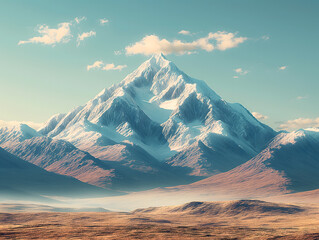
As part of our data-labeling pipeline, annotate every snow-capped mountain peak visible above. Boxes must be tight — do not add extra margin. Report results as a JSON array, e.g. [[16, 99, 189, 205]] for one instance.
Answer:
[[38, 55, 276, 175]]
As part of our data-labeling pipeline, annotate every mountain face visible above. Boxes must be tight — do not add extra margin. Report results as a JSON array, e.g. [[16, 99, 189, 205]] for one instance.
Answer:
[[0, 54, 277, 193], [38, 54, 276, 177], [2, 54, 319, 201], [0, 147, 106, 201], [0, 124, 196, 191], [0, 123, 40, 147], [174, 128, 319, 198]]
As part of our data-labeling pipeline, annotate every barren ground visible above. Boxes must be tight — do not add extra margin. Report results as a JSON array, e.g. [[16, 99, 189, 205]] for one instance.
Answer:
[[1, 200, 319, 239]]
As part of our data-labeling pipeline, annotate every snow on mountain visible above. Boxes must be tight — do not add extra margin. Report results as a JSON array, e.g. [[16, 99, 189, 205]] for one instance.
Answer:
[[0, 123, 40, 147], [174, 128, 319, 197], [39, 54, 276, 176], [2, 54, 318, 203], [0, 146, 106, 201], [0, 123, 196, 191], [38, 113, 66, 135], [167, 136, 251, 176], [4, 136, 116, 188]]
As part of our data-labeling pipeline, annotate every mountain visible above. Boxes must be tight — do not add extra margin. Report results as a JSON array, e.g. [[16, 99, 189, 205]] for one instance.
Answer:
[[166, 136, 252, 176], [0, 122, 40, 147], [95, 128, 319, 210], [38, 54, 276, 177], [0, 123, 196, 191], [174, 128, 319, 198], [0, 147, 106, 201], [0, 54, 277, 193]]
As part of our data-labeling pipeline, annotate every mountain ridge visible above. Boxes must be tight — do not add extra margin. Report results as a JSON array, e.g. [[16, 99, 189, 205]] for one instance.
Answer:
[[170, 128, 319, 197], [37, 54, 276, 178], [0, 146, 108, 201], [0, 54, 278, 192]]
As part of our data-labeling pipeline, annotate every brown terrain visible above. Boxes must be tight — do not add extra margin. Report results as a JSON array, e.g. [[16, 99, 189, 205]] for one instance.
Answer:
[[1, 200, 319, 239]]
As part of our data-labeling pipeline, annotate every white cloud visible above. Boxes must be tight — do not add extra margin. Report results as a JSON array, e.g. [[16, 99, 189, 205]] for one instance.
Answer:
[[234, 68, 248, 75], [297, 96, 308, 100], [178, 30, 191, 35], [186, 51, 197, 55], [125, 31, 247, 55], [74, 16, 86, 24], [87, 61, 126, 71], [233, 76, 239, 79], [102, 63, 127, 71], [100, 18, 109, 25], [18, 22, 72, 46], [279, 66, 287, 70], [212, 31, 247, 51], [252, 112, 269, 121], [87, 60, 104, 71], [18, 17, 87, 46], [279, 117, 319, 131], [0, 120, 43, 130], [261, 35, 270, 40], [114, 50, 122, 55], [77, 31, 96, 46]]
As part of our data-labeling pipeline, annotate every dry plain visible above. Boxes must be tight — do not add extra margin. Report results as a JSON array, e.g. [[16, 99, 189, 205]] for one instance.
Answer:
[[1, 200, 319, 239]]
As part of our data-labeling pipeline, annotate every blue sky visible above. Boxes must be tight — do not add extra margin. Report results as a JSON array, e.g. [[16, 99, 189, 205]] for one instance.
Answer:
[[0, 0, 318, 131]]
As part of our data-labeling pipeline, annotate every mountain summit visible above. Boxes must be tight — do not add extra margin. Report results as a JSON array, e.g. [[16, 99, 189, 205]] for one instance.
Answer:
[[37, 54, 275, 178]]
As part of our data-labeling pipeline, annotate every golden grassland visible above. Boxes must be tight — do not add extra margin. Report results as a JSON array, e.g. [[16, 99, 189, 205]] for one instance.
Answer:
[[0, 200, 319, 239]]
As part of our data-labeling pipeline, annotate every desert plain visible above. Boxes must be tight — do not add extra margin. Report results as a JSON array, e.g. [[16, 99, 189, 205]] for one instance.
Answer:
[[1, 199, 319, 239]]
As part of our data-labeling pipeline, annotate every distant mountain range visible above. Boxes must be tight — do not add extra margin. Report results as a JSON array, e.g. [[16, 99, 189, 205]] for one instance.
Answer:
[[0, 123, 196, 192], [0, 147, 107, 201], [1, 54, 318, 200], [167, 128, 319, 198]]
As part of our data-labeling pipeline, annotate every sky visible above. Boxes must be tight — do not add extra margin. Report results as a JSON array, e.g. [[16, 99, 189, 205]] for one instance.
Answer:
[[0, 0, 318, 131]]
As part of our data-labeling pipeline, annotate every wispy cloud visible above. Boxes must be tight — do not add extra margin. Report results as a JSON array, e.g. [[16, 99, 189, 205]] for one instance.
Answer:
[[261, 35, 270, 40], [234, 68, 248, 75], [18, 17, 86, 46], [279, 66, 287, 70], [87, 61, 104, 71], [87, 61, 126, 71], [178, 30, 192, 36], [114, 50, 122, 55], [74, 16, 86, 24], [125, 31, 247, 55], [252, 112, 269, 121], [296, 96, 308, 100], [99, 18, 109, 25], [77, 31, 96, 46], [18, 22, 72, 46], [279, 117, 319, 131], [102, 63, 127, 71], [233, 68, 248, 79]]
